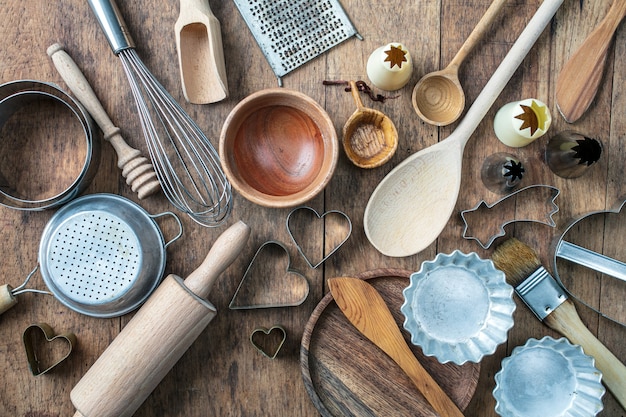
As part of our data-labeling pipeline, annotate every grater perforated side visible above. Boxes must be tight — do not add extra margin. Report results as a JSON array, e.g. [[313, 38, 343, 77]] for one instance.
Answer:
[[44, 211, 142, 306], [234, 0, 362, 84]]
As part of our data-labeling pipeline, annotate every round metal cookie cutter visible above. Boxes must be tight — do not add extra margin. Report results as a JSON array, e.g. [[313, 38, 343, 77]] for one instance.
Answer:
[[37, 193, 182, 318], [0, 80, 100, 210]]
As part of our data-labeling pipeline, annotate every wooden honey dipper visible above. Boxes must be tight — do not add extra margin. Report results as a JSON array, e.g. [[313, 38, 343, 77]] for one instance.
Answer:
[[47, 43, 161, 199]]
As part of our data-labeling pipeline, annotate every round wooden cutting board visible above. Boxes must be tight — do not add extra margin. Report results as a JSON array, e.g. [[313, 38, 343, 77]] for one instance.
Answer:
[[300, 268, 480, 416]]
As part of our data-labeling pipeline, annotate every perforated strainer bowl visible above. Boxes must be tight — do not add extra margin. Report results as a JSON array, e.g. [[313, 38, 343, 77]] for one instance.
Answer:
[[38, 193, 182, 318]]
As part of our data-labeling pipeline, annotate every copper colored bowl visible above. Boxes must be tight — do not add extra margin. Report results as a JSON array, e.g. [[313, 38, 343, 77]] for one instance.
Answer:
[[219, 88, 338, 208]]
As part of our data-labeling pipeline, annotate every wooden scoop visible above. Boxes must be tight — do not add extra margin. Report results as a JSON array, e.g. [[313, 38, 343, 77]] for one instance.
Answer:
[[364, 0, 564, 257], [328, 277, 464, 417], [412, 0, 509, 126], [556, 0, 626, 123], [343, 81, 398, 168], [175, 0, 228, 104]]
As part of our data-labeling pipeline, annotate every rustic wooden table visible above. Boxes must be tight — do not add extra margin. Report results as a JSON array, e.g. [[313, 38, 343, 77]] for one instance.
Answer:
[[1, 0, 625, 416]]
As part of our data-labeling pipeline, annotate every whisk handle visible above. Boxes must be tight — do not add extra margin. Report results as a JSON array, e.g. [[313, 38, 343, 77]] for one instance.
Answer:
[[87, 0, 135, 53]]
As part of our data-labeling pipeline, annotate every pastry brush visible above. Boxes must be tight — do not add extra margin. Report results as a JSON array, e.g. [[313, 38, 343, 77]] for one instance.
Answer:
[[492, 238, 626, 410]]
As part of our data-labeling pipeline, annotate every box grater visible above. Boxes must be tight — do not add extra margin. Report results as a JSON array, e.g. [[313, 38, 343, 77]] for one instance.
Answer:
[[233, 0, 362, 85]]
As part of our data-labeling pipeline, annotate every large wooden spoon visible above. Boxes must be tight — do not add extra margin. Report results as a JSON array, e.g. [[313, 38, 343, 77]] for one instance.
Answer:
[[412, 0, 509, 126], [556, 0, 626, 123], [328, 277, 464, 417], [175, 0, 228, 104], [364, 0, 564, 258]]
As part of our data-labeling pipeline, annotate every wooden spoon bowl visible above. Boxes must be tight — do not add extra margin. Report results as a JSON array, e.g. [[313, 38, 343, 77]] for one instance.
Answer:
[[219, 88, 338, 208], [412, 71, 464, 126], [343, 81, 398, 168]]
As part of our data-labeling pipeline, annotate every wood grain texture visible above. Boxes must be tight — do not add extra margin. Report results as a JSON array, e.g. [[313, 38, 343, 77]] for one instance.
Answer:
[[0, 0, 625, 415], [302, 269, 479, 416]]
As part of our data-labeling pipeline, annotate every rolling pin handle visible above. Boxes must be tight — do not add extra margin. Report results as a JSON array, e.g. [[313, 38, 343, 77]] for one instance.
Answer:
[[184, 220, 251, 298]]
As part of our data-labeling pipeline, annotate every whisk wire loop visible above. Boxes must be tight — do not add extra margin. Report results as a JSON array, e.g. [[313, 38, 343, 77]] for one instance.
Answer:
[[118, 48, 232, 226]]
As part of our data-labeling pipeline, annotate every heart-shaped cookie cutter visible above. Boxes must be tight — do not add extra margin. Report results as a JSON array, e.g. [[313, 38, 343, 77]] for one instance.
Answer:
[[250, 325, 287, 359], [23, 323, 77, 376], [229, 241, 309, 309], [286, 206, 352, 269]]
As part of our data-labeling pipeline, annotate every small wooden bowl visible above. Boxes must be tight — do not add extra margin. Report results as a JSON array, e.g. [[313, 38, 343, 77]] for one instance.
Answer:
[[219, 88, 338, 208], [342, 81, 398, 168]]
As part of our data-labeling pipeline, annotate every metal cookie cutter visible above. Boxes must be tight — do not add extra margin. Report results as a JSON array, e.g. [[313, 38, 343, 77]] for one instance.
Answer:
[[229, 241, 309, 309], [0, 80, 100, 210], [250, 325, 287, 359], [552, 199, 626, 327], [286, 206, 352, 269], [461, 185, 560, 249], [23, 323, 77, 376]]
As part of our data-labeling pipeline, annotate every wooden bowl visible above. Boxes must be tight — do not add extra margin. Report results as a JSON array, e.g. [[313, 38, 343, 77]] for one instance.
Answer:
[[342, 81, 398, 169], [219, 89, 338, 208]]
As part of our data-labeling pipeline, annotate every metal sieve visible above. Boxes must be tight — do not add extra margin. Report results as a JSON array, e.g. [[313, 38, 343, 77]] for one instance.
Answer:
[[233, 0, 362, 85], [38, 193, 182, 318]]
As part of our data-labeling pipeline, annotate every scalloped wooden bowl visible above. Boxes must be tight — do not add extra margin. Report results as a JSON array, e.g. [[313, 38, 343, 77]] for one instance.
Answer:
[[219, 88, 338, 208]]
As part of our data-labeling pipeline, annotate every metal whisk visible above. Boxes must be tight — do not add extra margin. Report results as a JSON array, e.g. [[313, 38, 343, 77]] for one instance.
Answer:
[[87, 0, 232, 226]]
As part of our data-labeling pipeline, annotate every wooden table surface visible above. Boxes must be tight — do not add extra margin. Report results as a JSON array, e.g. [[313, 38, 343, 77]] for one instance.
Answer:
[[1, 0, 625, 416]]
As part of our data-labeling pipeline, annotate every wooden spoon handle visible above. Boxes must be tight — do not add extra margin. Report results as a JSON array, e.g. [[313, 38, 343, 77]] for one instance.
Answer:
[[555, 0, 626, 122], [47, 43, 161, 199], [544, 298, 626, 410], [348, 80, 366, 111], [329, 277, 464, 417], [448, 0, 509, 69]]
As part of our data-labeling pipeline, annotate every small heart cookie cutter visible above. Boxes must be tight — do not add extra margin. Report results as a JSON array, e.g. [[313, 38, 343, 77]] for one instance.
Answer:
[[23, 323, 77, 376], [229, 241, 309, 309], [250, 325, 287, 359], [460, 185, 560, 249], [286, 206, 352, 269]]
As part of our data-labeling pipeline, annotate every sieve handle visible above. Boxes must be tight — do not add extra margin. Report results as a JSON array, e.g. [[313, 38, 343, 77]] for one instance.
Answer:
[[150, 212, 184, 249], [184, 221, 251, 299], [0, 284, 17, 315]]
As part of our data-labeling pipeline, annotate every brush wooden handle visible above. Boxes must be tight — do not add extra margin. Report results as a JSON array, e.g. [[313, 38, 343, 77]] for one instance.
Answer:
[[47, 43, 161, 199], [544, 298, 626, 409]]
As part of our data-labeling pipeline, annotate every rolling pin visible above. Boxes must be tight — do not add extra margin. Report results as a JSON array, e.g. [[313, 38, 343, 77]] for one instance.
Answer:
[[71, 221, 250, 417]]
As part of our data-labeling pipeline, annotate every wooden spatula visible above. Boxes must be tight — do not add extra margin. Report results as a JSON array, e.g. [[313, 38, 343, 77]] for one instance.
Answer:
[[328, 277, 464, 417], [555, 0, 626, 123]]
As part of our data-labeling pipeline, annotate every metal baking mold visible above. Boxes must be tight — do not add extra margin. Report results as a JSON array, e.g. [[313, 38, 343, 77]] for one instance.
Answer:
[[38, 193, 182, 318], [286, 206, 352, 269], [233, 0, 362, 85], [250, 325, 287, 359], [229, 241, 309, 309], [494, 336, 605, 417], [401, 251, 516, 365], [0, 80, 100, 210], [23, 323, 77, 376], [460, 185, 560, 249], [552, 199, 626, 327]]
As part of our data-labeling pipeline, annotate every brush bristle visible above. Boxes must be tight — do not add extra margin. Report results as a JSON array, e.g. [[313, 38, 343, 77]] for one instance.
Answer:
[[492, 238, 542, 287]]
